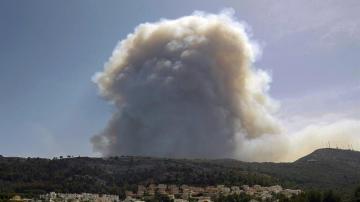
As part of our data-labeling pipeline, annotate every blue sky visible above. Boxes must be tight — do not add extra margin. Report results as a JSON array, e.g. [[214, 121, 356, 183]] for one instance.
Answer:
[[1, 0, 359, 158]]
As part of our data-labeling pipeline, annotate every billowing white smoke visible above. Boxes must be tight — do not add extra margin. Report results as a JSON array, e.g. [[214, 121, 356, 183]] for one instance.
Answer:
[[91, 11, 282, 158]]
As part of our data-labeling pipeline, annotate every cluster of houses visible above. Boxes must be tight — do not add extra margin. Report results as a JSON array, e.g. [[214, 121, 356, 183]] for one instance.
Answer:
[[123, 184, 302, 202], [39, 192, 120, 202], [8, 184, 301, 202]]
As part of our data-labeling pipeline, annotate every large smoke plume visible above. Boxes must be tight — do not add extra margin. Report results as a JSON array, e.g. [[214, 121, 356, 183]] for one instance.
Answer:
[[91, 11, 282, 158]]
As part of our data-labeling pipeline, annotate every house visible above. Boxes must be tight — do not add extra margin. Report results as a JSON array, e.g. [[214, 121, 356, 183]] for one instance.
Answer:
[[196, 196, 212, 202], [168, 184, 180, 194], [174, 199, 188, 202], [157, 184, 167, 194]]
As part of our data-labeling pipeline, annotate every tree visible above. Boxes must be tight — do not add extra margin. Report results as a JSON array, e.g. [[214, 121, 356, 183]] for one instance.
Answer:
[[306, 190, 322, 202], [323, 190, 341, 202], [214, 193, 251, 202], [353, 185, 360, 202]]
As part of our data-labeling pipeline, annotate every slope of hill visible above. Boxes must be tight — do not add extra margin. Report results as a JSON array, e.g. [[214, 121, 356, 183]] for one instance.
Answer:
[[236, 149, 360, 191], [296, 148, 360, 164], [0, 148, 359, 198]]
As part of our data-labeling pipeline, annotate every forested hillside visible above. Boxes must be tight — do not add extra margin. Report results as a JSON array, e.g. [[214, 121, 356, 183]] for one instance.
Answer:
[[1, 148, 360, 200]]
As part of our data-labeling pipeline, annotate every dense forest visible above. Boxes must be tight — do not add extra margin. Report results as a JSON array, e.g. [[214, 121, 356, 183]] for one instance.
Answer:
[[0, 148, 360, 201], [0, 155, 277, 197], [213, 188, 360, 202]]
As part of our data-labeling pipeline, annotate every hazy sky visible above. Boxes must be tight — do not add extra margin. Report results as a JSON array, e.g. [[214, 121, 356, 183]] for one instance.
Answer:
[[1, 0, 359, 158]]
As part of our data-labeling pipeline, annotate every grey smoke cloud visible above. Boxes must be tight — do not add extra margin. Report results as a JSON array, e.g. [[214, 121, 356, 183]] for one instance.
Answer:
[[91, 11, 282, 158]]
